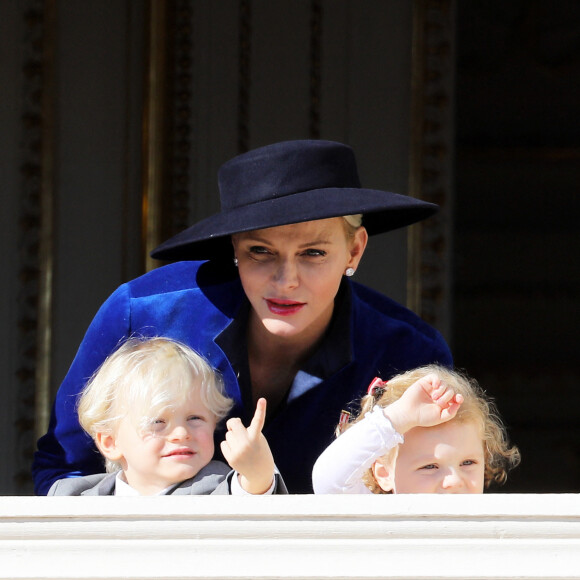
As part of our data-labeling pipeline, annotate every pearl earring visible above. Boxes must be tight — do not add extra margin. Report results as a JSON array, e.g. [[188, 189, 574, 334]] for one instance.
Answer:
[[233, 258, 238, 267], [345, 267, 355, 277]]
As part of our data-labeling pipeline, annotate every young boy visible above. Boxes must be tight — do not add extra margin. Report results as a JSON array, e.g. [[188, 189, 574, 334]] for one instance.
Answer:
[[312, 365, 520, 494], [48, 337, 286, 496]]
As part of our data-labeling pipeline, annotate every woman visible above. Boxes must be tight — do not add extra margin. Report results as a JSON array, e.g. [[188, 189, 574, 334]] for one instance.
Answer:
[[33, 139, 452, 494]]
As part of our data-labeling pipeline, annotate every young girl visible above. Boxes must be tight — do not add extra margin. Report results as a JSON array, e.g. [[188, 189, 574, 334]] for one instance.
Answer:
[[48, 337, 286, 496], [312, 365, 520, 494]]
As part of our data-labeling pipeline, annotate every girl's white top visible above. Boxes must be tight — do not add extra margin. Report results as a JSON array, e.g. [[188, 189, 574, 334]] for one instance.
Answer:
[[312, 405, 404, 494]]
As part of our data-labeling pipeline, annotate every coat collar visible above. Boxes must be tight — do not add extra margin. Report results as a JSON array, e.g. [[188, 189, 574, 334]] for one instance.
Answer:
[[215, 279, 353, 414]]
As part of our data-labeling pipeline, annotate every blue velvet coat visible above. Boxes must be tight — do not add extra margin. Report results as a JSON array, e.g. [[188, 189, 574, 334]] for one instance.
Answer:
[[32, 260, 452, 495]]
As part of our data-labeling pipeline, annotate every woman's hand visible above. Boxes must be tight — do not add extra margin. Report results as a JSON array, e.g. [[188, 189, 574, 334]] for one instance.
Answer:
[[383, 373, 463, 435], [220, 398, 275, 494]]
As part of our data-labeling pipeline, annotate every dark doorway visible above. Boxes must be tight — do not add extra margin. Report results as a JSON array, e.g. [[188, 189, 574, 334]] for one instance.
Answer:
[[453, 2, 580, 492]]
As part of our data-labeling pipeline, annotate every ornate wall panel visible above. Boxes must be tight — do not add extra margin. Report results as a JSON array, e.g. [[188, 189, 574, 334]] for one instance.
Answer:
[[16, 0, 56, 493], [408, 0, 454, 335], [10, 1, 147, 494]]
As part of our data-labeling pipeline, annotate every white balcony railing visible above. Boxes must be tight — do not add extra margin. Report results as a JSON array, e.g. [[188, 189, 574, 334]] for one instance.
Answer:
[[1, 494, 579, 579]]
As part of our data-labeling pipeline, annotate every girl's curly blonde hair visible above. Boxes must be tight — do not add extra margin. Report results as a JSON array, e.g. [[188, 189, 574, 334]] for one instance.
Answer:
[[341, 365, 520, 493]]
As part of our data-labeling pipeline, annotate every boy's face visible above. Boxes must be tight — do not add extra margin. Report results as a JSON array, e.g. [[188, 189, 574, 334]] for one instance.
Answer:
[[105, 387, 217, 495], [386, 419, 485, 494]]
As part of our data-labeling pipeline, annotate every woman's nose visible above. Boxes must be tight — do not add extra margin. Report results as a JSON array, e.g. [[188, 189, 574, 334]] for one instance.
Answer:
[[273, 259, 299, 288]]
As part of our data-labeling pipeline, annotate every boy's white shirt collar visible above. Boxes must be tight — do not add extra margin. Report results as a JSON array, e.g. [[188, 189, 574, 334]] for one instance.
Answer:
[[114, 471, 173, 496]]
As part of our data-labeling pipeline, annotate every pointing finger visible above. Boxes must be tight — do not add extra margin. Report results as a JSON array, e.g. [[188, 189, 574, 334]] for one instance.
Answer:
[[248, 398, 267, 437]]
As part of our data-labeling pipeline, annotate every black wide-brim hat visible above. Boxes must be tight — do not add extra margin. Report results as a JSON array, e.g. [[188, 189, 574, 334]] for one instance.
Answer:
[[151, 140, 438, 261]]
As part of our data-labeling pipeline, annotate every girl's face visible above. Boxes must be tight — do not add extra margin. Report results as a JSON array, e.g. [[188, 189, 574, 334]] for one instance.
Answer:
[[232, 218, 367, 344], [385, 419, 486, 494], [97, 387, 217, 495]]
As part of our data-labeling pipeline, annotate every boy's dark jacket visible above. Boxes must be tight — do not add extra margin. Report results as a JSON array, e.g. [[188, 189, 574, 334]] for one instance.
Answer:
[[33, 260, 452, 495]]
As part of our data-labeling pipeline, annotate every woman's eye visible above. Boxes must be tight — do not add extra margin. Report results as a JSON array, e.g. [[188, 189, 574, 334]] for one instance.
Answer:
[[461, 459, 476, 466], [187, 415, 203, 423], [249, 245, 270, 255], [303, 248, 326, 257], [246, 245, 275, 261]]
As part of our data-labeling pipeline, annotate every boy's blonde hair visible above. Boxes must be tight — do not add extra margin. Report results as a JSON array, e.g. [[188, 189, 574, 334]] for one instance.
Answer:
[[343, 365, 520, 493], [78, 337, 233, 472]]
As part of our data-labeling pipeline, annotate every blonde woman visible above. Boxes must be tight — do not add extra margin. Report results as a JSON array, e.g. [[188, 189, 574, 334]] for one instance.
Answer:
[[34, 140, 452, 494]]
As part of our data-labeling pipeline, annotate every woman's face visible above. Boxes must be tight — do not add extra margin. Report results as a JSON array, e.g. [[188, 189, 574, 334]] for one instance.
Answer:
[[232, 218, 367, 344]]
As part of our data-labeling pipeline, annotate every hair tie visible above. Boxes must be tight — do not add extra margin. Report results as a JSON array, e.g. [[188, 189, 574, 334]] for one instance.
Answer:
[[367, 377, 388, 398], [337, 409, 352, 435]]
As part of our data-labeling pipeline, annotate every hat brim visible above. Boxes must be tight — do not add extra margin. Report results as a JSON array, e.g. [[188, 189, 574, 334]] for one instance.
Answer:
[[151, 187, 437, 261]]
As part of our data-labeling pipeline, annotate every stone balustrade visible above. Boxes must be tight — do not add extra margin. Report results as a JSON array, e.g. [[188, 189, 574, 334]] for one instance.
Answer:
[[1, 494, 579, 579]]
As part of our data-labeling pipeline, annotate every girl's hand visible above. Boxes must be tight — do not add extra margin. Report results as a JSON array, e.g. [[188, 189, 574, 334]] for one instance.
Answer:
[[383, 373, 463, 435], [220, 398, 275, 494]]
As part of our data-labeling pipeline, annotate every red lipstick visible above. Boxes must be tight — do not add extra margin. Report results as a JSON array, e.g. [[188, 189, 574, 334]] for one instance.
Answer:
[[265, 298, 305, 316]]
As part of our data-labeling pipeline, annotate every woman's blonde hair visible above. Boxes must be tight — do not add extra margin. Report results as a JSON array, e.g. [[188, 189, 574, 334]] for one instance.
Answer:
[[78, 336, 233, 472], [342, 365, 520, 493], [342, 214, 363, 237]]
